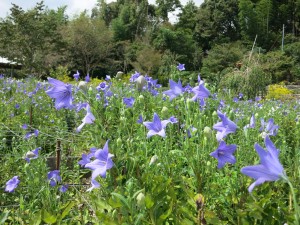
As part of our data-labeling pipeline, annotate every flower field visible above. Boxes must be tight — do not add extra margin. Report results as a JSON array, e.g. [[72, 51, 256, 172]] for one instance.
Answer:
[[0, 70, 300, 224]]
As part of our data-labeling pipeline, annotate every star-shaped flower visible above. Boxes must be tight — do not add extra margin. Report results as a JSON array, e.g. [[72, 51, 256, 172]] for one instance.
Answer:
[[143, 113, 170, 138], [241, 136, 285, 192]]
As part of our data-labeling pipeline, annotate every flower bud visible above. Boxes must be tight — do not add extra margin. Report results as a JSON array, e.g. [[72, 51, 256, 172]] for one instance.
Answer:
[[149, 155, 158, 166], [138, 95, 144, 101], [161, 106, 168, 114], [117, 137, 122, 147], [203, 126, 212, 138], [212, 111, 217, 117], [136, 192, 145, 208], [136, 75, 146, 91]]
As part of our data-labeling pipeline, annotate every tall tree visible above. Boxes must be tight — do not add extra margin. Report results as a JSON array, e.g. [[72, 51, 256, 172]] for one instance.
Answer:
[[0, 1, 67, 76], [194, 0, 240, 50], [62, 13, 113, 75]]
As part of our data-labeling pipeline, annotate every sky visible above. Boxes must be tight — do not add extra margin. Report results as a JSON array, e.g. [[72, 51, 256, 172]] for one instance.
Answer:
[[0, 0, 204, 20]]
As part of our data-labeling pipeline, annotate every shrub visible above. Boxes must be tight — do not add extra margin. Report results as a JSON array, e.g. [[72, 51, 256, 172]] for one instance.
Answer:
[[266, 83, 293, 100]]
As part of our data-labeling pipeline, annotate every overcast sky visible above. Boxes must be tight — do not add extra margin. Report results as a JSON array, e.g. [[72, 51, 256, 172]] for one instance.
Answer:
[[0, 0, 204, 20]]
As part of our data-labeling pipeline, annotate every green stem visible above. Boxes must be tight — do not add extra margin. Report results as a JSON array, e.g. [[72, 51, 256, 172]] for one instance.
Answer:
[[285, 177, 300, 224]]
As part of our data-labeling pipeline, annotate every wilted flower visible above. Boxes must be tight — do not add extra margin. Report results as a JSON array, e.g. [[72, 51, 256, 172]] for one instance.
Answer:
[[46, 78, 73, 110], [241, 136, 285, 192], [5, 176, 20, 192], [210, 141, 237, 169], [149, 155, 158, 165], [116, 71, 123, 79]]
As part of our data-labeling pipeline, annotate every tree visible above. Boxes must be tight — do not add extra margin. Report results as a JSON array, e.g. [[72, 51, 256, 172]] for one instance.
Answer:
[[62, 13, 113, 75], [194, 0, 240, 50], [0, 1, 67, 76]]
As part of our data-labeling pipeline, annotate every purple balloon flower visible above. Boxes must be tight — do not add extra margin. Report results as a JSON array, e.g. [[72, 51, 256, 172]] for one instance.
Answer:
[[143, 113, 170, 138], [25, 147, 42, 163], [85, 73, 90, 82], [260, 118, 279, 138], [85, 141, 114, 191], [163, 80, 184, 101], [46, 78, 73, 110], [5, 176, 20, 192], [241, 136, 285, 192], [244, 114, 256, 129], [210, 141, 237, 169], [76, 104, 95, 132], [191, 83, 210, 101], [137, 115, 143, 124], [177, 63, 185, 71], [73, 70, 80, 81], [47, 170, 61, 187], [213, 111, 238, 141], [59, 184, 69, 193], [123, 97, 135, 108]]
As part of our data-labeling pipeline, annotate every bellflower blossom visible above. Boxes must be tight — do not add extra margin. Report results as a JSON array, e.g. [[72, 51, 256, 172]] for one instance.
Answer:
[[244, 114, 256, 129], [47, 170, 61, 187], [191, 83, 210, 101], [143, 113, 170, 138], [73, 70, 80, 81], [123, 97, 135, 108], [213, 111, 238, 141], [76, 104, 95, 132], [5, 176, 20, 192], [163, 79, 184, 101], [177, 63, 185, 71], [137, 115, 143, 124], [260, 118, 279, 138], [25, 147, 42, 163], [85, 141, 114, 191], [241, 136, 285, 192], [45, 78, 73, 110], [85, 73, 90, 82], [210, 141, 237, 169]]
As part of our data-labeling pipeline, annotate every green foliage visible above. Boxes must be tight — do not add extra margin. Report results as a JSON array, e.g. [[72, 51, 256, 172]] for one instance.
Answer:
[[62, 13, 113, 75], [201, 42, 247, 85], [49, 66, 71, 83], [0, 2, 67, 77], [260, 50, 295, 83]]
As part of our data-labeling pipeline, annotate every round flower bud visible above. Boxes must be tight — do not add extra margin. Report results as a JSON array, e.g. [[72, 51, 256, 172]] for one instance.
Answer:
[[136, 75, 146, 91], [136, 192, 145, 208], [149, 155, 158, 166], [161, 106, 168, 114], [138, 95, 144, 101], [212, 111, 217, 117], [203, 126, 212, 138]]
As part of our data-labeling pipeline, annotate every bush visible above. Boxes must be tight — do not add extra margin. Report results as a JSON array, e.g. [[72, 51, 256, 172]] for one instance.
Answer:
[[266, 83, 293, 100]]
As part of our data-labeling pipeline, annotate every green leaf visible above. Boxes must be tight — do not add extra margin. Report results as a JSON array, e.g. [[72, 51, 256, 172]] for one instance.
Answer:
[[42, 209, 57, 224], [145, 195, 154, 209], [30, 210, 42, 225], [111, 192, 130, 210], [61, 201, 75, 219], [0, 211, 9, 224]]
